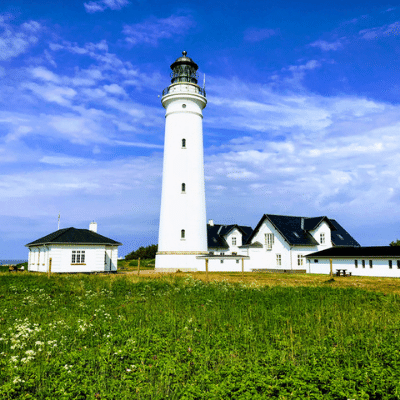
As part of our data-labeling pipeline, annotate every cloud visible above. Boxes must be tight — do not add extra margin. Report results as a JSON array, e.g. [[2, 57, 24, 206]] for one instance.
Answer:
[[84, 0, 130, 13], [123, 14, 195, 46], [243, 27, 278, 42], [310, 39, 343, 51], [0, 16, 42, 60], [359, 21, 400, 39], [40, 155, 93, 167]]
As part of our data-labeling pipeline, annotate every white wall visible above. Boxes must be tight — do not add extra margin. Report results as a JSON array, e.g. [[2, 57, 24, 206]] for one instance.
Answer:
[[309, 221, 331, 250], [248, 220, 331, 270], [28, 245, 119, 273], [308, 257, 400, 277]]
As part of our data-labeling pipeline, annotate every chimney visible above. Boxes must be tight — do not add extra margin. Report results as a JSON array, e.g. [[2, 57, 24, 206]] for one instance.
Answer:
[[208, 219, 214, 226], [300, 218, 304, 230], [89, 221, 97, 233]]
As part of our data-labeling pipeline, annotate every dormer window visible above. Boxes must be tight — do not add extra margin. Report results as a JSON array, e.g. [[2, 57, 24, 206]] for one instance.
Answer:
[[320, 233, 325, 244], [232, 237, 237, 246]]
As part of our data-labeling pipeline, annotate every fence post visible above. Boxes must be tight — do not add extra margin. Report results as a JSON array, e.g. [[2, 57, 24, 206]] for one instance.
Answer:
[[48, 258, 52, 278], [205, 258, 209, 282]]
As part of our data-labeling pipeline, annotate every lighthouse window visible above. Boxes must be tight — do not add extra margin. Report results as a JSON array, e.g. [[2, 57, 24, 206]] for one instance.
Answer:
[[182, 138, 186, 148], [181, 183, 186, 193], [181, 229, 185, 239]]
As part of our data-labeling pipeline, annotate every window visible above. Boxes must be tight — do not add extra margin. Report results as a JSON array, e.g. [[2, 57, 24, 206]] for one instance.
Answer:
[[236, 259, 239, 264], [232, 252, 237, 255], [220, 259, 224, 264], [220, 252, 225, 256], [182, 104, 186, 108], [397, 260, 400, 269], [104, 252, 107, 265], [297, 255, 304, 266], [276, 254, 281, 266], [209, 251, 214, 255], [181, 183, 186, 193], [264, 233, 274, 249], [389, 260, 392, 269], [320, 233, 325, 244], [362, 260, 365, 268], [181, 229, 185, 239], [232, 237, 237, 246], [355, 260, 358, 268], [182, 138, 186, 148], [72, 250, 85, 264], [369, 260, 373, 268], [314, 259, 319, 263]]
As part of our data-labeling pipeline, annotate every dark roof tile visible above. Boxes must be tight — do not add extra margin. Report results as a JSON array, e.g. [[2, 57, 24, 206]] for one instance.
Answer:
[[26, 227, 122, 247]]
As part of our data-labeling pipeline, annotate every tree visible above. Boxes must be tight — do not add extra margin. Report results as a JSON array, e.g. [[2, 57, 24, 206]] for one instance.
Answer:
[[390, 239, 400, 246], [125, 244, 158, 260]]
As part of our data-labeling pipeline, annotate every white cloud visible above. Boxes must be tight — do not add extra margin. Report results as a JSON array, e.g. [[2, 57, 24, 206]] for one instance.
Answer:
[[244, 27, 278, 42], [84, 0, 130, 13], [103, 83, 126, 96], [310, 39, 343, 51], [123, 14, 195, 46], [359, 21, 400, 39], [40, 155, 93, 167]]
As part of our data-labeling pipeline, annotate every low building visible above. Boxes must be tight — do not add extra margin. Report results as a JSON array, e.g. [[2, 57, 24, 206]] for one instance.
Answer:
[[26, 222, 122, 273], [306, 246, 400, 277], [200, 214, 359, 272], [241, 214, 359, 271]]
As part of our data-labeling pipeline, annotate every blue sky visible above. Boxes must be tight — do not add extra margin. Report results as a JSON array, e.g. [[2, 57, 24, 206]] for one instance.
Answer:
[[1, 0, 400, 258]]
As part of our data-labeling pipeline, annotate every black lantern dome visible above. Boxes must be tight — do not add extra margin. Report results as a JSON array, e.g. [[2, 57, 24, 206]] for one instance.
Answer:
[[170, 51, 199, 84]]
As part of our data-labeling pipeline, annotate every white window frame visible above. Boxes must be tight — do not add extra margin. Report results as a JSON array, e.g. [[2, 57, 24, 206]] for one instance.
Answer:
[[232, 237, 237, 246], [276, 254, 281, 266], [320, 233, 325, 244], [264, 233, 274, 250], [297, 255, 304, 266], [72, 250, 85, 264]]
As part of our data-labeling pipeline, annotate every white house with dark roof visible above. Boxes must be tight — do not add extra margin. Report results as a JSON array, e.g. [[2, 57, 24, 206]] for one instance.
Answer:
[[203, 214, 359, 272], [306, 246, 400, 277], [26, 222, 122, 273]]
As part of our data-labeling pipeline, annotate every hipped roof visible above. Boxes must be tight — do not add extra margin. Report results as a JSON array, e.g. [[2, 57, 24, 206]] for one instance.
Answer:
[[26, 227, 122, 247]]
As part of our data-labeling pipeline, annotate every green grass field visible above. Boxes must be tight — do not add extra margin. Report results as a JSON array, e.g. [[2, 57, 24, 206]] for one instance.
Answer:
[[1, 272, 400, 399]]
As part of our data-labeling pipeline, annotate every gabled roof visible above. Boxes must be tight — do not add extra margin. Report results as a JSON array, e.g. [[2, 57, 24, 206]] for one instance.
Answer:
[[207, 224, 253, 249], [329, 219, 360, 247], [246, 214, 359, 247], [26, 227, 122, 247], [306, 246, 400, 258]]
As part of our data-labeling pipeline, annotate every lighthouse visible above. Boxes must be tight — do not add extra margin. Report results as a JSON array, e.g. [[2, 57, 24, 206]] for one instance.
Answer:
[[155, 51, 208, 270]]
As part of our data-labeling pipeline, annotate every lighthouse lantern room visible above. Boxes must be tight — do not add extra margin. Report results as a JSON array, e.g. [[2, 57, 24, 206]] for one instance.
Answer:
[[155, 51, 208, 271]]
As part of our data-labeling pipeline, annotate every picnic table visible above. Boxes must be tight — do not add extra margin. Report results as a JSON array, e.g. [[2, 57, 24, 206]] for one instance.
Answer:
[[336, 269, 352, 277]]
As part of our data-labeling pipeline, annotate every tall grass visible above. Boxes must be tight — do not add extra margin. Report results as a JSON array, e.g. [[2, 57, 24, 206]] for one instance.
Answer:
[[0, 273, 400, 399]]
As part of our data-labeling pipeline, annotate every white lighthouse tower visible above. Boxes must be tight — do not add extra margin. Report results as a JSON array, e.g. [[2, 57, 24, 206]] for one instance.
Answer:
[[155, 51, 208, 270]]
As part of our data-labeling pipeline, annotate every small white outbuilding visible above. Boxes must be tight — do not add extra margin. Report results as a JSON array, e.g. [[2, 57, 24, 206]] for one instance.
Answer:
[[26, 223, 122, 273]]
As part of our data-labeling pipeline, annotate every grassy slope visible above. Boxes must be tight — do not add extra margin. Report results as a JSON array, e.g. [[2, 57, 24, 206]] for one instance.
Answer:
[[0, 272, 400, 399]]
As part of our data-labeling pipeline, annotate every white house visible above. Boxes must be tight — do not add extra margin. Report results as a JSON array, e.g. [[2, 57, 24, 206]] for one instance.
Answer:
[[306, 246, 400, 277], [26, 222, 122, 273], [201, 214, 359, 272]]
